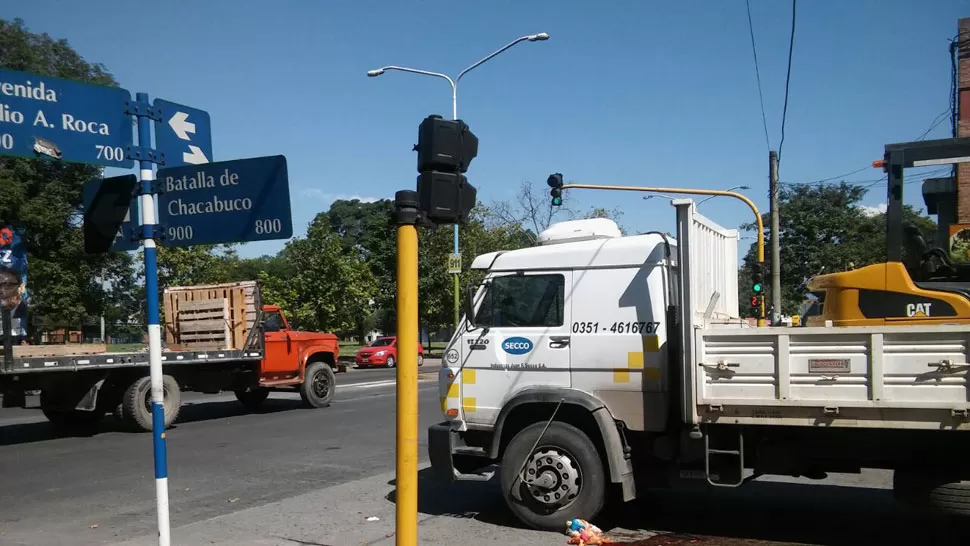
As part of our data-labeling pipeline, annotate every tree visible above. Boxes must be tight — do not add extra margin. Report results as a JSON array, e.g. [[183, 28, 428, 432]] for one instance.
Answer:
[[481, 181, 624, 245], [0, 18, 137, 332], [738, 183, 937, 316], [260, 213, 377, 335]]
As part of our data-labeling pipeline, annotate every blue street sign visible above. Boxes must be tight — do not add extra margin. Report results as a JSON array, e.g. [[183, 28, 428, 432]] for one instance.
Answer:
[[0, 68, 133, 168], [82, 174, 141, 253], [152, 98, 212, 168], [156, 155, 292, 247]]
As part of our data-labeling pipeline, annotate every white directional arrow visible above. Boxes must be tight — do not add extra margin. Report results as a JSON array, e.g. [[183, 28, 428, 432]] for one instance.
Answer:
[[183, 145, 209, 165], [168, 111, 196, 141]]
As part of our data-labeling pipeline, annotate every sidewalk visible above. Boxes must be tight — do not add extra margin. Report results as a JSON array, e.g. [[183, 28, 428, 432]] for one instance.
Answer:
[[108, 463, 574, 546]]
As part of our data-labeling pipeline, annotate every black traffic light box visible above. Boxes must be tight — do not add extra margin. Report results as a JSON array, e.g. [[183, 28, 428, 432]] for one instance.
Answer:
[[82, 174, 138, 254], [750, 263, 764, 309], [415, 115, 478, 173], [414, 115, 479, 225], [548, 173, 564, 206]]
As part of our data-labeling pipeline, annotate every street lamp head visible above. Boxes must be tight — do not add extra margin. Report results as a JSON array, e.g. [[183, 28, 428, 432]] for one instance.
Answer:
[[367, 69, 385, 77], [738, 185, 751, 190], [528, 32, 550, 41]]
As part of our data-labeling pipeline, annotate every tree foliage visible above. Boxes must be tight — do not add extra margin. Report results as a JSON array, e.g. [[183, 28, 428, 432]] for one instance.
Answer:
[[0, 18, 136, 331], [739, 183, 937, 316]]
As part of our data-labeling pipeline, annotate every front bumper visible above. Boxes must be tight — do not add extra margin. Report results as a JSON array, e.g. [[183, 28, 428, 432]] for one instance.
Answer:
[[427, 421, 493, 483]]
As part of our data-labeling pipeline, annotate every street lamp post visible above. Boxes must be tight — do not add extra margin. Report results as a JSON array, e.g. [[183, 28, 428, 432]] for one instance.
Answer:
[[368, 32, 550, 331]]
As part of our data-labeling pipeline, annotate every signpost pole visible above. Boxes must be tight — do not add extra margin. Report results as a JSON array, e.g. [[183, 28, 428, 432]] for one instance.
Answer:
[[134, 91, 171, 546]]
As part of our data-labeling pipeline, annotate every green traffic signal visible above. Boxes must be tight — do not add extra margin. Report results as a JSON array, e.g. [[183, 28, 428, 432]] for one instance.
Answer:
[[752, 282, 762, 293]]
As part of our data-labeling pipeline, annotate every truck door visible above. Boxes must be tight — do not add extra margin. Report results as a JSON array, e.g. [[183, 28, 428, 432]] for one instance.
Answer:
[[459, 270, 573, 426], [260, 310, 296, 377]]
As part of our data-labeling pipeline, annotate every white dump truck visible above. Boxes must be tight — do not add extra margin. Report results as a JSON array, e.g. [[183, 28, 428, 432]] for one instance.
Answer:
[[428, 199, 970, 531]]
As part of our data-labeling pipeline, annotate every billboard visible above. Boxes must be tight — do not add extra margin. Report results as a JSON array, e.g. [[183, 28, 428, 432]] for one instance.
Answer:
[[0, 226, 28, 337]]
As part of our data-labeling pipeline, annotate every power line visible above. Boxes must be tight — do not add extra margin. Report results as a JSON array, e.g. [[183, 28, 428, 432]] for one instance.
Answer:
[[917, 107, 952, 141], [780, 167, 952, 188], [777, 0, 797, 161], [745, 0, 770, 150]]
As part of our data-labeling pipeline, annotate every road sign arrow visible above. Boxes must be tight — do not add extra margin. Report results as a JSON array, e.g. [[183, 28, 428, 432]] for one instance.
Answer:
[[168, 111, 196, 141], [182, 145, 209, 165]]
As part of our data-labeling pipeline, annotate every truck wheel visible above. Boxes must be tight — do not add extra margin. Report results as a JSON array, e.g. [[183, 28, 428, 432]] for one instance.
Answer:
[[42, 408, 105, 431], [235, 387, 270, 411], [121, 375, 182, 432], [300, 361, 335, 408], [39, 390, 105, 431], [894, 468, 970, 516], [499, 421, 606, 531]]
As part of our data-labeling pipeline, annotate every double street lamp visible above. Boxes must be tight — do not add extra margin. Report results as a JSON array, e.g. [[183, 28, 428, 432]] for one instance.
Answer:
[[368, 32, 550, 331]]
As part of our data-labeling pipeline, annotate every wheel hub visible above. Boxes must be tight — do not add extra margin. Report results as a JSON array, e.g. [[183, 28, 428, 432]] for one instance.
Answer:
[[312, 370, 331, 398], [522, 448, 582, 508]]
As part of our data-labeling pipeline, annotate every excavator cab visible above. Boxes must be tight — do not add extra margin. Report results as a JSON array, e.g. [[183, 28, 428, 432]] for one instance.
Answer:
[[805, 137, 970, 326]]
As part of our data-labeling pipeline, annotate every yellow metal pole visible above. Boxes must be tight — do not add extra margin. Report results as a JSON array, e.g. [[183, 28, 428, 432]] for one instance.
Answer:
[[561, 183, 767, 327], [394, 191, 419, 546]]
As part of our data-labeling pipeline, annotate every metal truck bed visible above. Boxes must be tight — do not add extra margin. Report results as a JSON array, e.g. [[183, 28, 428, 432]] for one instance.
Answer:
[[3, 347, 264, 374], [689, 324, 970, 430]]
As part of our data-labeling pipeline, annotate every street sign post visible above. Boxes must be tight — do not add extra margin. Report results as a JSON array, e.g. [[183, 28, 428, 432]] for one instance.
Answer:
[[152, 98, 212, 167], [0, 68, 133, 168], [82, 175, 140, 253], [156, 155, 292, 247]]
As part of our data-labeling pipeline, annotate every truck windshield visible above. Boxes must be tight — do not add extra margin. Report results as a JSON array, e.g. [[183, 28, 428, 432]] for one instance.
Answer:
[[370, 338, 394, 347]]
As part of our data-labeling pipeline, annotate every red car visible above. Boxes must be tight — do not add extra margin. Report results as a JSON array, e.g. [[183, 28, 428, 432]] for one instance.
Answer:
[[355, 336, 424, 368]]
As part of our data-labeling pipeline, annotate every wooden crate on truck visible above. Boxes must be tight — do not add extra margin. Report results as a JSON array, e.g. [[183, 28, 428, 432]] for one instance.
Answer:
[[163, 281, 259, 350]]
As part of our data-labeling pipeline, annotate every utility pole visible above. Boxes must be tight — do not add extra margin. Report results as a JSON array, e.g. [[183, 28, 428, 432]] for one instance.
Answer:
[[769, 150, 781, 325]]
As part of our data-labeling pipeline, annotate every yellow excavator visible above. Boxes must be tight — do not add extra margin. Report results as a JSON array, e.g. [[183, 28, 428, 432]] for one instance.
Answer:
[[804, 136, 970, 327]]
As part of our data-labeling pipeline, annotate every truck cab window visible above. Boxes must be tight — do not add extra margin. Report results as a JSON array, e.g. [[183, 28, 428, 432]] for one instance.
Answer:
[[263, 312, 283, 332], [474, 274, 564, 328]]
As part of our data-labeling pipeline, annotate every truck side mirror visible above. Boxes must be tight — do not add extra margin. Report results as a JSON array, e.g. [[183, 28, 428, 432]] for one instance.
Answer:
[[464, 285, 477, 327]]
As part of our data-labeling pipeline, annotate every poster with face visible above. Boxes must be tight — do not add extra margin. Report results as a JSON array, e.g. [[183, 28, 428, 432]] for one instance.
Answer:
[[0, 226, 28, 337]]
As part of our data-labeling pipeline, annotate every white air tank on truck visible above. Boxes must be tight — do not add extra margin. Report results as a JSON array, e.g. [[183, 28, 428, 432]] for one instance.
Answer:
[[428, 198, 970, 531]]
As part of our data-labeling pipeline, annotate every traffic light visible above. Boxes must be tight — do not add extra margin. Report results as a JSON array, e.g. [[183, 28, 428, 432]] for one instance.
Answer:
[[548, 173, 564, 206], [750, 263, 764, 309], [414, 115, 479, 224]]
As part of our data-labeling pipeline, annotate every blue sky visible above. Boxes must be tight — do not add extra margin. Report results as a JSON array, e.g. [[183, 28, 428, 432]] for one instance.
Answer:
[[8, 0, 967, 257]]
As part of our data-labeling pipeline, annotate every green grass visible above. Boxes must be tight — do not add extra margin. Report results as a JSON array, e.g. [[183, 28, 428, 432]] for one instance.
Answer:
[[106, 343, 147, 353]]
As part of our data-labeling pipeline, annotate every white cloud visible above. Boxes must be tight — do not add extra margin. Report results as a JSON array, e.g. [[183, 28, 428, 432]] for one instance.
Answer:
[[299, 188, 381, 203], [857, 203, 887, 217]]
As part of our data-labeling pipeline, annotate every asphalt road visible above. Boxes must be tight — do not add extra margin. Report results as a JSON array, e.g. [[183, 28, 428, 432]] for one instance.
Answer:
[[0, 363, 442, 545], [1, 360, 968, 545]]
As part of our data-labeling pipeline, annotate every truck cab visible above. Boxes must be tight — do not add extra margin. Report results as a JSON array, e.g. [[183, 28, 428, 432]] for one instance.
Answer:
[[260, 305, 344, 382]]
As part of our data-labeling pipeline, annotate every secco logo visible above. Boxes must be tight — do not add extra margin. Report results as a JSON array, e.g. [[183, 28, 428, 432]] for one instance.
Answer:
[[502, 337, 534, 355]]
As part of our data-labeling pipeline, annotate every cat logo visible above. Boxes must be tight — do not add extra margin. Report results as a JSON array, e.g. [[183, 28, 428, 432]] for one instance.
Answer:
[[906, 303, 933, 317]]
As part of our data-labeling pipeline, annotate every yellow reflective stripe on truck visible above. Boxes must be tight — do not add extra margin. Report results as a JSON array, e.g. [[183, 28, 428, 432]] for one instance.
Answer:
[[614, 335, 661, 383], [461, 368, 476, 413]]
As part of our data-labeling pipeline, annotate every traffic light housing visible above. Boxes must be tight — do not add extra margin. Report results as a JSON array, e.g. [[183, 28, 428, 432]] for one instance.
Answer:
[[548, 173, 564, 207], [750, 263, 764, 309], [414, 115, 479, 224]]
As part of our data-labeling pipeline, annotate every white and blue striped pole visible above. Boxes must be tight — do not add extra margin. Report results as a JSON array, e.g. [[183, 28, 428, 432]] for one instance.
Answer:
[[135, 91, 171, 546]]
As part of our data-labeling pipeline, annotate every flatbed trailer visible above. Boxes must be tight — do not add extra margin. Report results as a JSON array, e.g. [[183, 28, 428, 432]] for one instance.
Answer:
[[0, 280, 344, 431]]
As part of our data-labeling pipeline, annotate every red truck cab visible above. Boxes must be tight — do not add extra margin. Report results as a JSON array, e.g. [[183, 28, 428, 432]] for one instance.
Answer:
[[355, 336, 424, 368], [234, 305, 344, 410]]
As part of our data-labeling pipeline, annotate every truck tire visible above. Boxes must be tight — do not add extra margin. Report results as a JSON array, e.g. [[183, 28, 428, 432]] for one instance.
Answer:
[[300, 361, 335, 408], [235, 387, 270, 411], [42, 408, 105, 431], [39, 390, 105, 432], [499, 421, 606, 531], [121, 375, 181, 432], [894, 468, 970, 516]]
